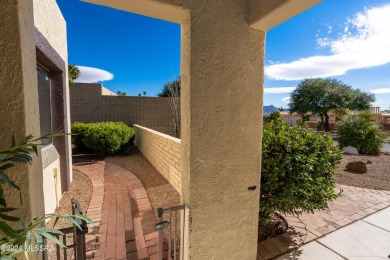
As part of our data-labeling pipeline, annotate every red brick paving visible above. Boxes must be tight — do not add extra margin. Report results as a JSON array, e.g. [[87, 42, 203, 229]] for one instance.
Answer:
[[73, 159, 105, 259], [73, 159, 161, 260], [258, 184, 390, 259], [74, 158, 389, 260]]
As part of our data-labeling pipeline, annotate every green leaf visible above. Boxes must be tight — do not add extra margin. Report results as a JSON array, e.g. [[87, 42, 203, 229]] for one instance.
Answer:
[[25, 231, 32, 249], [0, 163, 14, 171], [0, 170, 19, 190], [52, 216, 60, 228], [0, 213, 20, 222], [35, 227, 64, 236], [34, 233, 43, 247], [10, 156, 29, 163], [0, 186, 7, 208], [0, 208, 17, 213], [11, 136, 16, 148], [32, 145, 38, 156], [74, 213, 94, 225], [0, 222, 19, 238], [58, 216, 82, 230], [39, 231, 66, 248]]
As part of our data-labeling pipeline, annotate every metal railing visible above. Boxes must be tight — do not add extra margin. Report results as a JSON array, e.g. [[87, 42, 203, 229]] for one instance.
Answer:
[[43, 198, 88, 260], [155, 205, 189, 260]]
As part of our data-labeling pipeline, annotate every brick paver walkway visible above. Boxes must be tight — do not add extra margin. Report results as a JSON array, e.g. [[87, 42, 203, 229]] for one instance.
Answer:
[[74, 158, 390, 260], [258, 184, 390, 259], [73, 159, 163, 260]]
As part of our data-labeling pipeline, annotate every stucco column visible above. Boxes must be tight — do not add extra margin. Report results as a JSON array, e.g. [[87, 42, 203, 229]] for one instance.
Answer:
[[82, 0, 321, 258], [0, 0, 45, 221], [180, 1, 264, 259]]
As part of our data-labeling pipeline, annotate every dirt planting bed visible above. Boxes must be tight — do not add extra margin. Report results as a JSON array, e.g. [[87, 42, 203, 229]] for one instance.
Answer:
[[335, 153, 390, 191]]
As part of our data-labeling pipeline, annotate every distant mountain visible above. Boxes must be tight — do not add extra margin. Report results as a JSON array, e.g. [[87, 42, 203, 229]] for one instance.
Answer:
[[263, 105, 279, 114]]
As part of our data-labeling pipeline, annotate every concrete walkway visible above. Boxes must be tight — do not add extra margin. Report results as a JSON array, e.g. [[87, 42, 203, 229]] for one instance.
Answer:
[[258, 185, 390, 259], [276, 207, 390, 259], [73, 159, 165, 260]]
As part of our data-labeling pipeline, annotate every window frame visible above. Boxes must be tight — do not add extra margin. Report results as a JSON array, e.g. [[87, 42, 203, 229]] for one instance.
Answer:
[[37, 63, 54, 145]]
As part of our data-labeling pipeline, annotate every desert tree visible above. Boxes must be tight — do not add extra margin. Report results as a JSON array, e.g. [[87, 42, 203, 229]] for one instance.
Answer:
[[289, 78, 375, 131], [117, 91, 126, 96], [68, 64, 80, 85], [159, 78, 181, 138]]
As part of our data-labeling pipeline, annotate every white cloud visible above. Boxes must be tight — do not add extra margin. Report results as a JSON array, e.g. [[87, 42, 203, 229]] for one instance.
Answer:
[[75, 66, 114, 83], [327, 25, 333, 34], [264, 86, 296, 94], [282, 97, 291, 104], [370, 88, 390, 94], [265, 4, 390, 80], [372, 100, 383, 106]]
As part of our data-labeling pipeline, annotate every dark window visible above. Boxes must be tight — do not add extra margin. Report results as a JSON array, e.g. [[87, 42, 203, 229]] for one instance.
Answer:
[[37, 65, 52, 145]]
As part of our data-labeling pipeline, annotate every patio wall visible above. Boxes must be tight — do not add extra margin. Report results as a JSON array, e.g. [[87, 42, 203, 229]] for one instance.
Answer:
[[133, 125, 182, 194], [70, 83, 175, 136]]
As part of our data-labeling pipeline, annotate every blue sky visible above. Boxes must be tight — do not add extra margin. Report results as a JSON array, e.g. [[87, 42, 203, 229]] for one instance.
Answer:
[[58, 0, 390, 110]]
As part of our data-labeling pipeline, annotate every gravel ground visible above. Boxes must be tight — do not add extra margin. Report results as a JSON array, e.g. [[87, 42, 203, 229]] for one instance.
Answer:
[[49, 170, 93, 225], [334, 153, 390, 191], [45, 170, 93, 259]]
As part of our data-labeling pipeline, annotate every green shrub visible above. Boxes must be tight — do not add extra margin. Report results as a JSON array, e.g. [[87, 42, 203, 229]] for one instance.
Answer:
[[263, 111, 282, 125], [71, 122, 134, 157], [338, 112, 387, 155], [0, 133, 93, 258], [260, 118, 342, 222], [71, 122, 90, 152]]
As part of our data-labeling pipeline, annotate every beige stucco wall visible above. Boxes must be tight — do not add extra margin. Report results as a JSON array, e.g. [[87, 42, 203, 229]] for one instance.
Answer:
[[310, 116, 336, 124], [33, 0, 67, 61], [0, 0, 70, 224], [42, 155, 62, 215], [282, 114, 300, 126], [134, 125, 182, 194], [180, 3, 264, 259], [0, 0, 43, 222], [33, 0, 73, 189], [101, 86, 117, 96], [249, 0, 323, 31]]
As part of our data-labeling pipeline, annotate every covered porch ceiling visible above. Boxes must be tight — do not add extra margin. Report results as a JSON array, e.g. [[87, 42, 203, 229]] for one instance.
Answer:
[[82, 0, 322, 31]]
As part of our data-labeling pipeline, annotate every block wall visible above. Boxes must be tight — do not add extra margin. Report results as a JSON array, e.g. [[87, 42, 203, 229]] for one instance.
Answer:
[[70, 83, 175, 136], [133, 125, 182, 194]]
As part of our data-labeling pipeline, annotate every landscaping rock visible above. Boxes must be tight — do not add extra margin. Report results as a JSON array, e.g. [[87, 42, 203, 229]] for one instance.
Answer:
[[360, 159, 373, 164], [346, 161, 368, 173], [343, 146, 359, 155]]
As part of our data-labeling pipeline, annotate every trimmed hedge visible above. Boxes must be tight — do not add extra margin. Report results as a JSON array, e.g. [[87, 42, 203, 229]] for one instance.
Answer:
[[71, 122, 90, 153], [338, 112, 387, 155], [261, 118, 342, 222], [71, 122, 134, 157]]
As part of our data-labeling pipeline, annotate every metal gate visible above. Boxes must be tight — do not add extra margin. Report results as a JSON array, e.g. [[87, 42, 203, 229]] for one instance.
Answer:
[[42, 198, 88, 260], [155, 205, 189, 260]]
